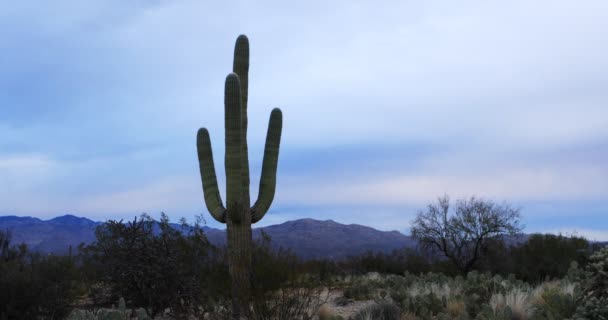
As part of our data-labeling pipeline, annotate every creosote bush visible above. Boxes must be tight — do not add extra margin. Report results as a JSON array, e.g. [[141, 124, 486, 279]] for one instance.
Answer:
[[572, 247, 608, 319], [82, 213, 224, 318], [0, 230, 82, 320]]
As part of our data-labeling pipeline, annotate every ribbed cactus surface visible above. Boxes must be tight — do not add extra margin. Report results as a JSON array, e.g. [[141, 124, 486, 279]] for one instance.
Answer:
[[196, 34, 283, 319]]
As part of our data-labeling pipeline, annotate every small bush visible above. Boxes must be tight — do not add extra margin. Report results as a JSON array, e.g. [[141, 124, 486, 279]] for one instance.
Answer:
[[250, 231, 328, 320], [343, 281, 376, 301], [489, 288, 530, 320], [529, 285, 577, 319]]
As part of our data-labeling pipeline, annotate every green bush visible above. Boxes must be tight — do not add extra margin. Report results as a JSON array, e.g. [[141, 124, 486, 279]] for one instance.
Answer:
[[0, 230, 81, 320], [572, 296, 608, 320], [529, 286, 577, 319], [82, 214, 224, 318], [572, 247, 608, 319], [511, 234, 589, 283]]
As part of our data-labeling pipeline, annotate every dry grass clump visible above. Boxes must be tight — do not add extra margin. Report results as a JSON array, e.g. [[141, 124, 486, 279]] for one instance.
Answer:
[[490, 288, 531, 319], [446, 299, 466, 318], [317, 304, 339, 319]]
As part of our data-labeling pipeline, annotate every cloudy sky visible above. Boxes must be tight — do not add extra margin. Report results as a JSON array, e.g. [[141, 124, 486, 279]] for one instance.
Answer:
[[1, 1, 607, 239]]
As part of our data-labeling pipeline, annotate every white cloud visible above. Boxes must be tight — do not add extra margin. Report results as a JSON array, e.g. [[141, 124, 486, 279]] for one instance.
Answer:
[[276, 162, 608, 207], [73, 175, 202, 219], [1, 0, 607, 237]]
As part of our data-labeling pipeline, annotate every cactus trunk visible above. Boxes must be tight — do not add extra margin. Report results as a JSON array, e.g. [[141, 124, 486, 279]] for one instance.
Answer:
[[227, 220, 252, 318], [196, 35, 283, 319]]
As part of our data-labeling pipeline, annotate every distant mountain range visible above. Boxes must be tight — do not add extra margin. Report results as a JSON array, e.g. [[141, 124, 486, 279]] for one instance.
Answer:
[[0, 215, 417, 260], [3, 215, 602, 260]]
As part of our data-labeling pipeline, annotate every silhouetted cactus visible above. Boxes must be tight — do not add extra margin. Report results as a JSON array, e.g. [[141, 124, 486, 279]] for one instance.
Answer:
[[196, 34, 283, 318]]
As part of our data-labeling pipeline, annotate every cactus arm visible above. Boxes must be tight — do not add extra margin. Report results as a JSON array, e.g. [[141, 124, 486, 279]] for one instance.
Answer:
[[252, 108, 282, 223], [233, 34, 251, 207], [196, 128, 226, 223], [224, 73, 244, 222]]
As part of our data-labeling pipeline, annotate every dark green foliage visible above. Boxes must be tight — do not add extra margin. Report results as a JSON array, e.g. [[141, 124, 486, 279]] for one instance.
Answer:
[[301, 258, 343, 282], [511, 233, 589, 283], [572, 297, 608, 320], [462, 272, 505, 317], [345, 248, 434, 276], [82, 214, 223, 318], [579, 247, 608, 300], [0, 230, 81, 320], [529, 287, 577, 320], [572, 247, 608, 319]]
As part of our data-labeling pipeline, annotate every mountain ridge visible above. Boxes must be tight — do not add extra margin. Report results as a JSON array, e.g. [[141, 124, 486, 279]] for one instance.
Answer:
[[0, 214, 415, 259]]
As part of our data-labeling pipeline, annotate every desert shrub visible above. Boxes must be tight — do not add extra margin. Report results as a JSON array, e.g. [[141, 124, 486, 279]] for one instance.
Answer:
[[343, 280, 376, 301], [0, 230, 81, 320], [0, 256, 81, 319], [511, 234, 589, 283], [529, 285, 577, 319], [579, 247, 608, 299], [249, 231, 328, 320], [445, 299, 467, 318], [475, 237, 515, 276], [489, 288, 531, 320], [66, 297, 152, 320], [572, 296, 608, 320], [462, 272, 506, 316], [302, 259, 343, 282], [572, 247, 608, 319], [352, 302, 400, 320], [82, 213, 223, 318], [401, 293, 445, 318]]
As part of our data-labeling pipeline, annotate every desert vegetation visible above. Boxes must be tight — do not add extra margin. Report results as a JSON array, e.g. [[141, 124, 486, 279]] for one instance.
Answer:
[[2, 34, 607, 320], [0, 212, 607, 319]]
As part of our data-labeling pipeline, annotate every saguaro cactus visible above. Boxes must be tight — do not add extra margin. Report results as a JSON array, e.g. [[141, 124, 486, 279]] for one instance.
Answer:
[[196, 35, 283, 318]]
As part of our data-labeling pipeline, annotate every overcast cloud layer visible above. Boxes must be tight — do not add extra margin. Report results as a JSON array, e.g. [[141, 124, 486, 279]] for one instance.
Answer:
[[1, 1, 607, 239]]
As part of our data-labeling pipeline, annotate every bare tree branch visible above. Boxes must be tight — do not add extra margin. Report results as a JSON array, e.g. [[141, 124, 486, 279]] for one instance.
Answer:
[[411, 195, 523, 273]]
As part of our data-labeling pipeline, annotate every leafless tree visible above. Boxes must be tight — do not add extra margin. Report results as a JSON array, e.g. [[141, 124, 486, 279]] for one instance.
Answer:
[[411, 195, 523, 273]]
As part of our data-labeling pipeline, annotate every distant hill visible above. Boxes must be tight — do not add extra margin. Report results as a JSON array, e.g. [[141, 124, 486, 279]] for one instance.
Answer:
[[3, 214, 593, 260], [206, 218, 417, 260], [0, 215, 99, 254], [0, 215, 416, 259]]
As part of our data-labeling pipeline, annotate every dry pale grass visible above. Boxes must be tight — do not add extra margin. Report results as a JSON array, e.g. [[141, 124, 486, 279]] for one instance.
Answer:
[[317, 304, 337, 319], [529, 280, 576, 308], [404, 282, 461, 300], [446, 299, 466, 318], [490, 288, 531, 320]]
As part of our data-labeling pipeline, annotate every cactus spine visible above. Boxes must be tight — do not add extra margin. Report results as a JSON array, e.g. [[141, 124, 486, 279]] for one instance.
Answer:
[[196, 35, 283, 319]]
